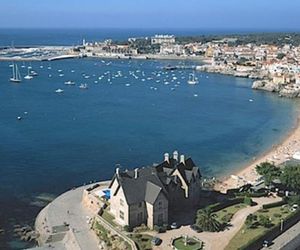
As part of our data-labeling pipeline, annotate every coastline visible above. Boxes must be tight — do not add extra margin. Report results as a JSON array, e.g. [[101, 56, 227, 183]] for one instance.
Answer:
[[217, 105, 300, 192]]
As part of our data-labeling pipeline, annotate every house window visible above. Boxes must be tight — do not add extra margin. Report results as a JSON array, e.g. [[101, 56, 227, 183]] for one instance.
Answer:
[[158, 201, 162, 209], [119, 210, 124, 220], [138, 202, 142, 208], [120, 198, 124, 206]]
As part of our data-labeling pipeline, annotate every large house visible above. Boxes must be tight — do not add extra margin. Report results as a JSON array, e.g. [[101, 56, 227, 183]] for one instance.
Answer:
[[108, 151, 202, 229]]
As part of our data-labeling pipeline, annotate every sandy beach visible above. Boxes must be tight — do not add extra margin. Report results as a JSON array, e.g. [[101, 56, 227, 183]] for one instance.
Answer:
[[217, 109, 300, 193]]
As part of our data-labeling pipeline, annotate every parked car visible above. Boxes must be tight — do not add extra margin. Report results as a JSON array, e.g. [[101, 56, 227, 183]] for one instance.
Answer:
[[190, 224, 202, 233], [262, 240, 271, 247], [170, 222, 179, 229], [151, 237, 162, 246]]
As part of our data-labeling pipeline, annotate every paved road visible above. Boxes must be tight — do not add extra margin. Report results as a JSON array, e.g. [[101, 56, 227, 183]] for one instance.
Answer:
[[34, 182, 110, 250], [268, 220, 300, 250], [153, 196, 281, 250]]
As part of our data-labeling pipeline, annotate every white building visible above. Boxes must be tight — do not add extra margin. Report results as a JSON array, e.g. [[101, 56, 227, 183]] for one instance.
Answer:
[[151, 35, 175, 45]]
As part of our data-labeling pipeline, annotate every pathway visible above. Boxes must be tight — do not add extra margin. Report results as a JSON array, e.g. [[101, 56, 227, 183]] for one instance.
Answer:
[[153, 196, 281, 250], [34, 182, 110, 250]]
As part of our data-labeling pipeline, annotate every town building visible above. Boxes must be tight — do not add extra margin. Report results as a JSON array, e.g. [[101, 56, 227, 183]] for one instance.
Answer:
[[151, 35, 176, 45], [108, 151, 202, 229]]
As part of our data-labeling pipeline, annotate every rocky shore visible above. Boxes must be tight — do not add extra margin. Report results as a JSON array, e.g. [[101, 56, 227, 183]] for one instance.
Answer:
[[13, 224, 39, 243], [252, 80, 300, 98], [196, 64, 300, 98], [196, 64, 265, 79]]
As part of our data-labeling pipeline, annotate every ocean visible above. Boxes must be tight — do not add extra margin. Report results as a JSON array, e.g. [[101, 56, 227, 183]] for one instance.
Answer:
[[0, 29, 298, 249]]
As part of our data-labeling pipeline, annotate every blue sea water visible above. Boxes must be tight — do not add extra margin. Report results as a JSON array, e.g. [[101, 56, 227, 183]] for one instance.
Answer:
[[0, 29, 299, 249]]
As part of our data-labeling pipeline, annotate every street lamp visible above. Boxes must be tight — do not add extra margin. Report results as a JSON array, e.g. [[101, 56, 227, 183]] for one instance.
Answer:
[[280, 219, 284, 231]]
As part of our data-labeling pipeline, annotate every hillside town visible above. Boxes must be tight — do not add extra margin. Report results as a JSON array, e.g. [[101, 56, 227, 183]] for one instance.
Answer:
[[77, 34, 300, 98]]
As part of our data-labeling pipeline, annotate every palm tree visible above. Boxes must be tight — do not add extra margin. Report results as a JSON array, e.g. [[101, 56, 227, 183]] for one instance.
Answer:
[[196, 208, 221, 232]]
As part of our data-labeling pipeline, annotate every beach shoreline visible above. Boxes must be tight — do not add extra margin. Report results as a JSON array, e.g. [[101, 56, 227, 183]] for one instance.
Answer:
[[216, 105, 300, 192]]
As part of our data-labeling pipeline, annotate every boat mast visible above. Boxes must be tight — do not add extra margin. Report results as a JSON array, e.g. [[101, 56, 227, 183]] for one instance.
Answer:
[[16, 64, 20, 81]]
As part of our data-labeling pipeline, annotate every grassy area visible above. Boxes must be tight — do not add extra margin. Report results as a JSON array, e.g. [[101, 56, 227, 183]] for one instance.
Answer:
[[102, 209, 117, 227], [214, 203, 246, 222], [129, 233, 152, 250], [173, 237, 203, 250], [93, 220, 132, 250], [225, 205, 292, 250]]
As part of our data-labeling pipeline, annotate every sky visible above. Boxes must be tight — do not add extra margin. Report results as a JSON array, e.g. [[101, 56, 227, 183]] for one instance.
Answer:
[[0, 0, 299, 31]]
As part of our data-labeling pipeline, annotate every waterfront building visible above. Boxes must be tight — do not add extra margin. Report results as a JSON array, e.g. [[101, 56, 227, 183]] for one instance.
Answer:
[[151, 34, 175, 45], [108, 152, 202, 229], [159, 44, 185, 55]]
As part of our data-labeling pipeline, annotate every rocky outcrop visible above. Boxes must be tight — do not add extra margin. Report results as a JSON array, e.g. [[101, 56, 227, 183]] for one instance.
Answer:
[[13, 225, 39, 242], [252, 80, 280, 92], [252, 80, 300, 98], [279, 87, 300, 98]]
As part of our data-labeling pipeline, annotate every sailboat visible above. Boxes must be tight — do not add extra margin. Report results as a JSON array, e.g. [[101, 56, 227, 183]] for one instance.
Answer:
[[24, 68, 33, 80], [187, 71, 198, 85], [10, 63, 22, 83]]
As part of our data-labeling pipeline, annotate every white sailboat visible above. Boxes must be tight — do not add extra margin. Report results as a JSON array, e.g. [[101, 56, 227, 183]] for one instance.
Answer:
[[10, 63, 22, 83], [187, 71, 198, 85], [24, 68, 33, 80], [79, 83, 88, 89]]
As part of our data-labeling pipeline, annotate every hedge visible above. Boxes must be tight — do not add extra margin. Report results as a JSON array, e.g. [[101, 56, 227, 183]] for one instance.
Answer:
[[207, 198, 244, 212], [235, 192, 268, 198], [262, 200, 287, 209]]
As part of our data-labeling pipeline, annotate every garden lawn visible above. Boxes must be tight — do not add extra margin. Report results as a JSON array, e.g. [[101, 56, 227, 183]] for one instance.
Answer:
[[214, 203, 246, 221], [225, 205, 292, 250], [173, 237, 202, 250], [130, 234, 152, 250]]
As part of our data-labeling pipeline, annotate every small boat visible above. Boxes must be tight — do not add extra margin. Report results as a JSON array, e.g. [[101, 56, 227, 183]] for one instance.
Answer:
[[188, 71, 198, 85], [55, 88, 64, 93], [17, 116, 22, 120], [30, 70, 38, 76], [249, 99, 254, 102], [59, 74, 64, 77], [10, 63, 22, 83], [64, 80, 75, 85], [79, 83, 88, 89], [24, 68, 33, 80], [163, 65, 177, 70]]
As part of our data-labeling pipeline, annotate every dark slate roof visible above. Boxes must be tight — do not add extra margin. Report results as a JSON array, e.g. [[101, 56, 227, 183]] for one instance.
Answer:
[[117, 167, 167, 205], [113, 155, 201, 205], [145, 181, 163, 205]]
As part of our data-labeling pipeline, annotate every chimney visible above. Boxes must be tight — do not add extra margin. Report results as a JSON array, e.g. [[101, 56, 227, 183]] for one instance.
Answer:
[[134, 168, 138, 179], [164, 152, 169, 163], [173, 150, 179, 161], [116, 167, 120, 176], [180, 155, 185, 164]]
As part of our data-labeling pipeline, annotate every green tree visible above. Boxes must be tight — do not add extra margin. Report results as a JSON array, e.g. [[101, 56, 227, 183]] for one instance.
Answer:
[[245, 214, 257, 229], [196, 208, 221, 232], [244, 196, 253, 206], [259, 215, 272, 228], [277, 53, 286, 60], [281, 165, 300, 191], [256, 162, 281, 185]]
